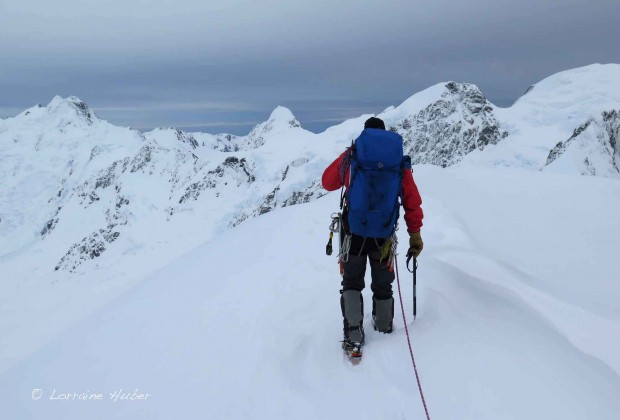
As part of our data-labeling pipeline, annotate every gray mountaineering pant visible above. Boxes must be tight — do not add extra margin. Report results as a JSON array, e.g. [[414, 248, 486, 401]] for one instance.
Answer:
[[341, 234, 395, 300]]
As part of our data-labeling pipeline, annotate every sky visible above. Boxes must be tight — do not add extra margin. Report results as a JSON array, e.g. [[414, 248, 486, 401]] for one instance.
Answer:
[[1, 0, 619, 134]]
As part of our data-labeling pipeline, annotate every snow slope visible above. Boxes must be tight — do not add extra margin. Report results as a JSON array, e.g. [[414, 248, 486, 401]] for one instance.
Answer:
[[1, 166, 619, 420]]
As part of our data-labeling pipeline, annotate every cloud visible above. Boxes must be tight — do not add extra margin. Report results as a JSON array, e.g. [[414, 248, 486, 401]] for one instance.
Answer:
[[1, 0, 619, 133], [93, 101, 258, 113]]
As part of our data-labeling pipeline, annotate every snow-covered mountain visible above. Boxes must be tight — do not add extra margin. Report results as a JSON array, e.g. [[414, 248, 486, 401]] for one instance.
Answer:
[[544, 110, 620, 178], [2, 64, 620, 280], [381, 81, 508, 167], [2, 166, 620, 420], [0, 96, 143, 258], [0, 100, 324, 277], [462, 63, 620, 169], [1, 65, 620, 418], [2, 64, 620, 278]]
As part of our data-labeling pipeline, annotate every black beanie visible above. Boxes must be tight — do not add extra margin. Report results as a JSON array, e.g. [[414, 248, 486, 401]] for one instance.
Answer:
[[364, 117, 385, 130]]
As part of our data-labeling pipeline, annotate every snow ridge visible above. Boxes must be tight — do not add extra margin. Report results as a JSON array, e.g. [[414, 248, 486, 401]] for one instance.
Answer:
[[545, 110, 620, 177]]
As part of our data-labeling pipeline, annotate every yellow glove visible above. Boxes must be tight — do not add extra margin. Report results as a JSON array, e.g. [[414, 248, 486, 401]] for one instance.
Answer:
[[407, 231, 423, 259]]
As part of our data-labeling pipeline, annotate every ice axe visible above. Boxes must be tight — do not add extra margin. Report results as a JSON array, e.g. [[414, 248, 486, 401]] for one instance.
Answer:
[[406, 254, 418, 319]]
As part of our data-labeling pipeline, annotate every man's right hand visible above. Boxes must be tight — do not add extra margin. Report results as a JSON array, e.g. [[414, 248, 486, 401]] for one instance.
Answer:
[[407, 231, 423, 259]]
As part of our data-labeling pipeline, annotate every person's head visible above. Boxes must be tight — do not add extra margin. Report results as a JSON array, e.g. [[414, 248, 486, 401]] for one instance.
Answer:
[[364, 117, 385, 130]]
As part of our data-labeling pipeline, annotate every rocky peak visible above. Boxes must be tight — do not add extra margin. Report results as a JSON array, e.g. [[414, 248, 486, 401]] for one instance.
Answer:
[[46, 95, 97, 125], [443, 82, 495, 115], [388, 82, 507, 167]]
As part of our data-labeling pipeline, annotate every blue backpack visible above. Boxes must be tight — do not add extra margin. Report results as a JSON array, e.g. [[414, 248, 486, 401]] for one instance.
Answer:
[[346, 128, 411, 238]]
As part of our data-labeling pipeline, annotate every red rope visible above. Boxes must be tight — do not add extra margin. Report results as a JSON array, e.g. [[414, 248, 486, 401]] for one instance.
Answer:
[[395, 258, 431, 420]]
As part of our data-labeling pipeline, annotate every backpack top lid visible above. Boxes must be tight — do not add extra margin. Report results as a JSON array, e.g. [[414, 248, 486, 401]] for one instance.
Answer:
[[354, 128, 405, 170]]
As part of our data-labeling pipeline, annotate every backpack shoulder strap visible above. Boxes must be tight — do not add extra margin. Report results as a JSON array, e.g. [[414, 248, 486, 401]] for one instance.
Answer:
[[339, 141, 355, 210]]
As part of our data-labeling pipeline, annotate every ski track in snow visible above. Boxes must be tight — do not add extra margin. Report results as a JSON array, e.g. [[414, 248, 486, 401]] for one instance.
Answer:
[[1, 167, 619, 420]]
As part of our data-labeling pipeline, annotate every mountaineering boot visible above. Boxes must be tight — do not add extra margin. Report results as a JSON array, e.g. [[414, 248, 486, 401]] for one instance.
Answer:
[[341, 290, 365, 345], [372, 297, 394, 333]]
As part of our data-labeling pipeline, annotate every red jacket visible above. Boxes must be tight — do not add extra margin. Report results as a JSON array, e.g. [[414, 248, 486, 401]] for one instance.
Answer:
[[322, 149, 423, 233]]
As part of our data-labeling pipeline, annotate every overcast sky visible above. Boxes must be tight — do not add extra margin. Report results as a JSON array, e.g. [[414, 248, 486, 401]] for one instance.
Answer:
[[1, 0, 619, 134]]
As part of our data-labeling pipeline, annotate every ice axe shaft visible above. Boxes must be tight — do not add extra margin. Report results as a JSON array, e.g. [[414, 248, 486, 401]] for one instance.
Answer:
[[406, 255, 418, 318]]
